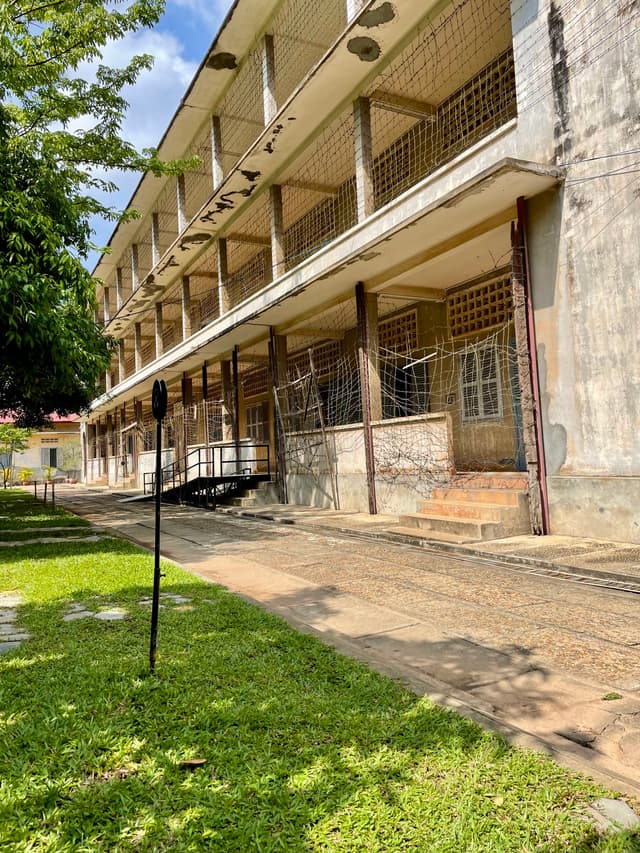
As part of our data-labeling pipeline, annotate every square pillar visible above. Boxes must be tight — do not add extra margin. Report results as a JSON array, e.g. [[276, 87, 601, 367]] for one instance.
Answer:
[[269, 184, 284, 280], [221, 360, 235, 443], [177, 174, 187, 233], [102, 287, 110, 325], [134, 323, 142, 372], [118, 339, 126, 384], [353, 97, 374, 222], [211, 115, 224, 192], [181, 276, 192, 341], [217, 238, 230, 315], [116, 267, 124, 311], [151, 213, 160, 267], [262, 33, 277, 125], [154, 302, 164, 360], [131, 244, 139, 292]]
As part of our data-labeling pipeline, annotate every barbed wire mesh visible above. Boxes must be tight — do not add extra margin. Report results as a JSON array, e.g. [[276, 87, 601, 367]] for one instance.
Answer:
[[274, 285, 523, 504]]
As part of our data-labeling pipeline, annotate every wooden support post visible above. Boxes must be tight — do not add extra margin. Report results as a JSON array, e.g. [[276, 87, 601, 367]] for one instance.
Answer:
[[269, 328, 288, 503], [217, 238, 230, 315], [356, 282, 378, 514], [102, 287, 110, 325], [134, 323, 142, 372], [177, 174, 187, 233], [118, 339, 126, 383], [131, 244, 139, 292], [154, 302, 164, 359], [262, 33, 277, 125], [511, 197, 549, 535], [116, 267, 124, 311], [269, 185, 284, 281], [151, 213, 161, 267], [211, 115, 224, 191], [353, 97, 374, 223], [181, 276, 192, 341]]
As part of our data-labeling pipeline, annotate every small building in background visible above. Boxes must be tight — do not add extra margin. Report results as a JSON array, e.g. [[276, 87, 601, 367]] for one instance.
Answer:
[[1, 415, 82, 483]]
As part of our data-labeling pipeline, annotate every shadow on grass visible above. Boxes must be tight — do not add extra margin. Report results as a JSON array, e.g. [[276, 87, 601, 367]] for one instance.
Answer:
[[0, 579, 631, 852]]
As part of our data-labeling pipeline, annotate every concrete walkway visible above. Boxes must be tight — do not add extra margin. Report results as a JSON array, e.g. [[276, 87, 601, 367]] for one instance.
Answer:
[[55, 485, 640, 799]]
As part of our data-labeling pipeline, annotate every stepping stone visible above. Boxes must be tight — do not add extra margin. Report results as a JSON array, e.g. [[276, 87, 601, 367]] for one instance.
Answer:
[[174, 605, 195, 612], [0, 593, 21, 608], [94, 609, 128, 621], [162, 595, 192, 604], [63, 611, 95, 621], [0, 641, 22, 654], [67, 602, 89, 612], [0, 610, 18, 623], [587, 798, 640, 832], [0, 631, 30, 642]]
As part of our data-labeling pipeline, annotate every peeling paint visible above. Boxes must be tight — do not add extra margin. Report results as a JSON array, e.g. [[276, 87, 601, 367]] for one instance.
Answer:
[[357, 2, 395, 28], [240, 169, 261, 182], [206, 52, 237, 70], [347, 36, 381, 62]]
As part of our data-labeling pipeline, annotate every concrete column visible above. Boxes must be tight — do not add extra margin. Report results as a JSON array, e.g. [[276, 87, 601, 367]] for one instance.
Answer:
[[116, 267, 124, 311], [262, 33, 277, 125], [269, 184, 284, 280], [356, 283, 380, 514], [221, 360, 235, 442], [269, 330, 288, 502], [154, 302, 163, 360], [217, 238, 230, 315], [353, 97, 374, 222], [106, 413, 113, 459], [104, 369, 112, 392], [182, 373, 193, 408], [102, 287, 110, 325], [134, 323, 142, 372], [181, 276, 192, 341], [151, 213, 161, 267], [118, 339, 126, 384], [131, 244, 139, 292], [211, 115, 224, 192], [177, 174, 187, 233]]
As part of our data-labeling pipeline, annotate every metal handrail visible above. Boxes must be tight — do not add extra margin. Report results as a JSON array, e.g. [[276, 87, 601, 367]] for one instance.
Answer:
[[143, 442, 271, 498]]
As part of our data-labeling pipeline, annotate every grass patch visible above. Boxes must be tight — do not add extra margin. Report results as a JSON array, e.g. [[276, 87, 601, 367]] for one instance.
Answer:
[[0, 489, 89, 532], [0, 493, 638, 852]]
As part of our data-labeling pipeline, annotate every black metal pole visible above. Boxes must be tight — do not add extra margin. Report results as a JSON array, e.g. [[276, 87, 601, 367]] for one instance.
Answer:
[[149, 416, 162, 674]]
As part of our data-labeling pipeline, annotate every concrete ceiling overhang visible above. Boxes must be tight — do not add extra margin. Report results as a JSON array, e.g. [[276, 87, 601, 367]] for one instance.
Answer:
[[91, 157, 563, 415], [101, 0, 469, 337]]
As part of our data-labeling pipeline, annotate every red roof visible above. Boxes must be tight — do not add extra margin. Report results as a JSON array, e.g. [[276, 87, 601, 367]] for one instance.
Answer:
[[0, 413, 79, 425]]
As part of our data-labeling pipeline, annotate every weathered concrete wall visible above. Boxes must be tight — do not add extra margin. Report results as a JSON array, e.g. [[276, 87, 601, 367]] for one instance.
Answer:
[[510, 0, 640, 541], [284, 413, 453, 514]]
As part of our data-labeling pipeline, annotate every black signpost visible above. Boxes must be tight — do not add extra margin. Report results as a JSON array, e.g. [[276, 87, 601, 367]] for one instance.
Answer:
[[149, 378, 168, 674]]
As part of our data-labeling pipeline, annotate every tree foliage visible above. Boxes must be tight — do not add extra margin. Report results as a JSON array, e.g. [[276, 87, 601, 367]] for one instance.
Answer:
[[0, 424, 32, 487], [0, 1, 188, 425]]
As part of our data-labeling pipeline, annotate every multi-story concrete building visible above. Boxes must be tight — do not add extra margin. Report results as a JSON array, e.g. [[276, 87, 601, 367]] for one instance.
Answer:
[[84, 0, 640, 543]]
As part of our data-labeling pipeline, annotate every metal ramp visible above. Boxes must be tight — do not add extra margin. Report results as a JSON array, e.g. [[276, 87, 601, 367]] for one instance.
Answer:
[[143, 442, 272, 509]]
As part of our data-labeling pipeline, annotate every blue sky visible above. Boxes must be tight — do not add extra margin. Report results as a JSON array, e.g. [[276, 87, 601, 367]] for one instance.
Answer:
[[87, 0, 234, 270]]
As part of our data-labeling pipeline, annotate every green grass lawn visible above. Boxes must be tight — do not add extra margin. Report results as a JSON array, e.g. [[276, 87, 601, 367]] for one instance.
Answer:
[[0, 490, 638, 852]]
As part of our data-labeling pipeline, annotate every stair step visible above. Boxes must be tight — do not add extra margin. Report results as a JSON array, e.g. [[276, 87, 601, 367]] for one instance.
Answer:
[[429, 487, 524, 506], [452, 473, 528, 490], [388, 526, 475, 545], [416, 500, 506, 521], [399, 509, 530, 541], [399, 513, 494, 539]]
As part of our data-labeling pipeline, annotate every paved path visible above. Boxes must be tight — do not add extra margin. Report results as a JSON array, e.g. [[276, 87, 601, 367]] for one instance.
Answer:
[[55, 486, 640, 798]]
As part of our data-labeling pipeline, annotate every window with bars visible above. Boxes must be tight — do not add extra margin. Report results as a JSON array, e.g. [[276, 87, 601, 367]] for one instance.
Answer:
[[447, 276, 512, 338], [458, 341, 502, 422], [245, 401, 269, 443]]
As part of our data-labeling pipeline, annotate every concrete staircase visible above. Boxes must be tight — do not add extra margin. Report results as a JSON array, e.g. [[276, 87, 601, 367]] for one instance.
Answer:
[[396, 473, 531, 543], [216, 478, 277, 509]]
